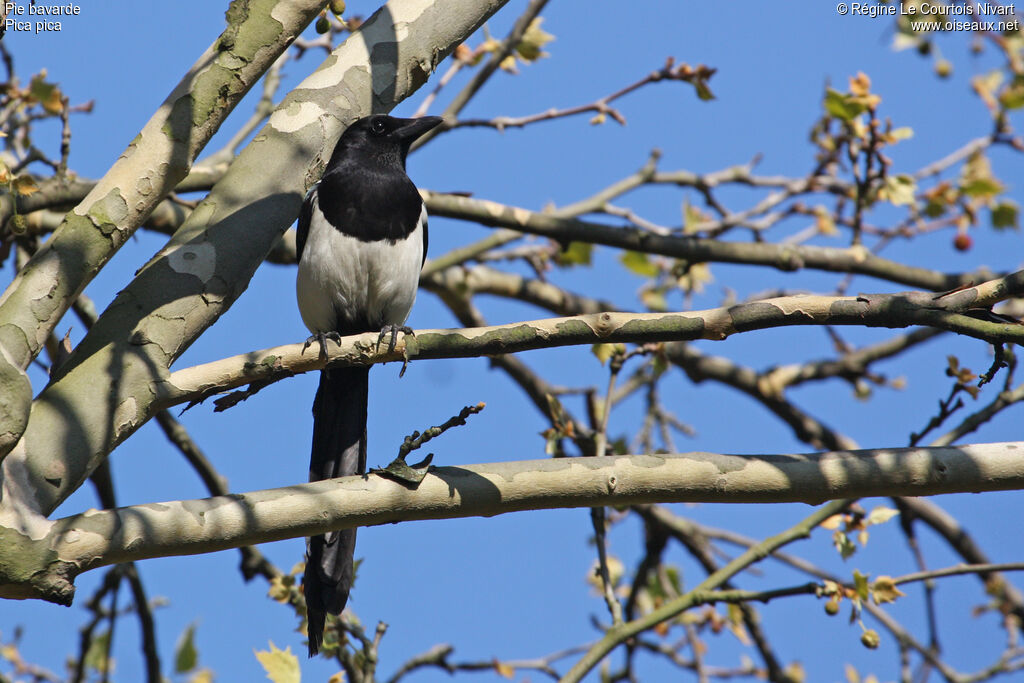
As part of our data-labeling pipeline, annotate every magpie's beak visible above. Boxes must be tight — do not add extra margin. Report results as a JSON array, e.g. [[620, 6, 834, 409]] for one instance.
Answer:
[[393, 116, 444, 142]]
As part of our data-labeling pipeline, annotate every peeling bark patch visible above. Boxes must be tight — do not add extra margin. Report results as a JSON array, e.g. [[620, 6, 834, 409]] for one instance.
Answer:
[[168, 242, 216, 283], [88, 188, 129, 239], [408, 56, 432, 93], [136, 176, 154, 198], [221, 0, 285, 62], [730, 302, 813, 332], [162, 95, 195, 143], [829, 297, 870, 321], [192, 64, 246, 129], [114, 397, 138, 434], [269, 101, 324, 133], [301, 54, 351, 91], [551, 318, 602, 343], [617, 315, 705, 342], [28, 270, 59, 323]]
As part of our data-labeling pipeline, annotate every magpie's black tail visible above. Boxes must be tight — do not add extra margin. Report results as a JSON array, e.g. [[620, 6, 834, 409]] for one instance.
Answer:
[[304, 366, 369, 657]]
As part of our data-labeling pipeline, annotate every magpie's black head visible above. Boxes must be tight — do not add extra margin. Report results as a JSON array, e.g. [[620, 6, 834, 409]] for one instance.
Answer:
[[327, 115, 443, 171]]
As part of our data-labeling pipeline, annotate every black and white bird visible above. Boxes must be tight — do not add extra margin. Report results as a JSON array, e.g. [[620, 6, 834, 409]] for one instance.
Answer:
[[295, 114, 442, 657]]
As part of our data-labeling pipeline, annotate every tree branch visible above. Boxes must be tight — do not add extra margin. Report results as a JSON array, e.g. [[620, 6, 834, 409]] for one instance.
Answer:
[[4, 442, 1024, 604], [0, 0, 328, 372], [162, 272, 1024, 409], [422, 191, 995, 290], [0, 0, 512, 520]]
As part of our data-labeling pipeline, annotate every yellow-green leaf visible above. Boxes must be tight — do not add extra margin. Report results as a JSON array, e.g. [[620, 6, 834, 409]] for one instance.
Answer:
[[84, 630, 112, 674], [620, 250, 659, 277], [991, 201, 1019, 230], [174, 624, 199, 674], [28, 73, 63, 114], [692, 78, 715, 101], [498, 54, 518, 73], [189, 669, 215, 683], [1000, 79, 1024, 110], [961, 151, 1003, 199], [12, 175, 39, 196], [961, 177, 1004, 199], [683, 199, 711, 233], [494, 660, 515, 679], [677, 262, 712, 294], [591, 343, 623, 365], [824, 88, 866, 121], [640, 289, 667, 312], [815, 206, 837, 235], [866, 506, 899, 526], [515, 17, 554, 62], [255, 642, 300, 683], [834, 530, 857, 559], [853, 570, 870, 602], [871, 576, 906, 605], [882, 175, 916, 206], [555, 241, 592, 267], [887, 126, 914, 143]]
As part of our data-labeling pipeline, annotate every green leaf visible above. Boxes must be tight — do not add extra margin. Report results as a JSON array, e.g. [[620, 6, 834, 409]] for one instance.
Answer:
[[866, 506, 899, 526], [84, 630, 112, 674], [554, 241, 592, 267], [883, 174, 916, 206], [824, 88, 865, 121], [992, 201, 1020, 230], [961, 177, 1004, 199], [887, 126, 914, 142], [12, 175, 39, 197], [853, 570, 870, 602], [640, 289, 667, 312], [515, 17, 554, 62], [175, 624, 199, 674], [255, 642, 300, 683], [1000, 79, 1024, 110], [960, 151, 1003, 199], [591, 343, 624, 365], [833, 530, 857, 559], [692, 78, 715, 101], [871, 576, 906, 605], [28, 73, 63, 114], [620, 250, 659, 277]]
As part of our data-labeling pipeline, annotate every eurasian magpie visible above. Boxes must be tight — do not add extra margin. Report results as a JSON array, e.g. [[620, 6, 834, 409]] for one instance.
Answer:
[[295, 114, 442, 656]]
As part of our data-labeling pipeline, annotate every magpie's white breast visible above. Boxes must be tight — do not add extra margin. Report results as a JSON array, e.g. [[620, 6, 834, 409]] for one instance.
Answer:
[[296, 188, 425, 335]]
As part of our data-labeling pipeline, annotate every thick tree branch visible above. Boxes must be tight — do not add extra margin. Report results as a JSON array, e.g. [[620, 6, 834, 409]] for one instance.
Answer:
[[162, 272, 1024, 409], [0, 0, 511, 520], [421, 192, 998, 291], [3, 442, 1024, 605], [0, 0, 328, 372]]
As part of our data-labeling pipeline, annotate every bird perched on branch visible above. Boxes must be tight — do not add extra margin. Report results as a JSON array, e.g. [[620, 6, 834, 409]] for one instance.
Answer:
[[295, 114, 442, 656]]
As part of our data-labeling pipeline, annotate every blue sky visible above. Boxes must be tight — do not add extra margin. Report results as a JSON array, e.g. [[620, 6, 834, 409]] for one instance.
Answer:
[[3, 2, 1023, 682]]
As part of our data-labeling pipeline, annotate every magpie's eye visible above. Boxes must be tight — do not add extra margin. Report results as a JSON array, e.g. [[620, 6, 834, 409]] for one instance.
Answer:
[[370, 119, 387, 135]]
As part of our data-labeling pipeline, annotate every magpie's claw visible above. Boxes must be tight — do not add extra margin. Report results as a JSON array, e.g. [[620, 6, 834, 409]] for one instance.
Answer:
[[377, 325, 414, 355], [302, 331, 343, 360]]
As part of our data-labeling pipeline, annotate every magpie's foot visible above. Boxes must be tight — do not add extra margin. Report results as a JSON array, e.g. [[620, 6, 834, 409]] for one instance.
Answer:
[[377, 324, 414, 355], [302, 331, 343, 360]]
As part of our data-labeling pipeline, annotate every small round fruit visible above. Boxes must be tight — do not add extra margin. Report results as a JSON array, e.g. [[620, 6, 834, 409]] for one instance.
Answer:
[[953, 233, 972, 252]]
